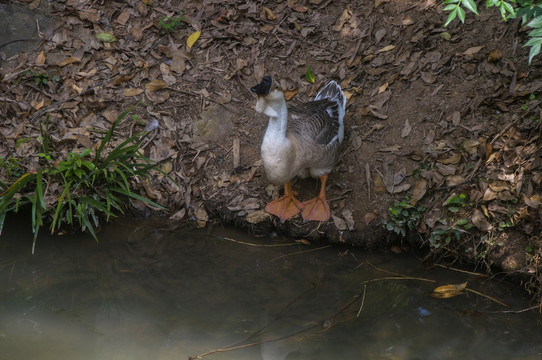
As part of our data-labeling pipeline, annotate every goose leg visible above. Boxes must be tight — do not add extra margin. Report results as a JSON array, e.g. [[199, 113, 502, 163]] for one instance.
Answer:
[[265, 181, 303, 221], [301, 174, 331, 222]]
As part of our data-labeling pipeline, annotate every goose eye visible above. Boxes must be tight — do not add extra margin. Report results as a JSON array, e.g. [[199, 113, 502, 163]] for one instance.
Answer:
[[251, 76, 273, 96]]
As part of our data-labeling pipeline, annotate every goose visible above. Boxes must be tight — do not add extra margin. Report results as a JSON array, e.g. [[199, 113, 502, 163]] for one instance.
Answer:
[[251, 76, 346, 222]]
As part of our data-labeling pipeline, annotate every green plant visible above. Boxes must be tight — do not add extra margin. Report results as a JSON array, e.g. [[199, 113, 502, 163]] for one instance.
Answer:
[[442, 0, 542, 63], [444, 193, 468, 213], [0, 104, 167, 253], [158, 11, 185, 34], [428, 218, 473, 248], [383, 197, 425, 237]]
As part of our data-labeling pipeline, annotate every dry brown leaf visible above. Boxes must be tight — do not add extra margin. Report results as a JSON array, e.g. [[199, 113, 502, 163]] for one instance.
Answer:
[[378, 82, 388, 93], [332, 215, 347, 230], [463, 46, 484, 56], [472, 209, 493, 231], [410, 178, 427, 206], [145, 79, 169, 92], [379, 44, 396, 52], [123, 88, 144, 97], [332, 9, 351, 31], [36, 51, 46, 65], [29, 0, 40, 10], [362, 212, 378, 224], [116, 8, 130, 25], [437, 153, 461, 165], [446, 175, 465, 186], [342, 209, 355, 230], [261, 6, 276, 20], [401, 119, 411, 138], [284, 89, 299, 100], [374, 174, 386, 193], [488, 48, 502, 63], [58, 56, 81, 67]]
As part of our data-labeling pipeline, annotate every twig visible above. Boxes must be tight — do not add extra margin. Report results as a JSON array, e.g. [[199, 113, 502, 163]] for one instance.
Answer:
[[215, 235, 299, 247], [272, 245, 332, 261], [356, 284, 367, 318]]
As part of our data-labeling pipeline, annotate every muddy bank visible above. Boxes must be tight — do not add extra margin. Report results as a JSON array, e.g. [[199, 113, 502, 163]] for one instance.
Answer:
[[1, 0, 541, 303]]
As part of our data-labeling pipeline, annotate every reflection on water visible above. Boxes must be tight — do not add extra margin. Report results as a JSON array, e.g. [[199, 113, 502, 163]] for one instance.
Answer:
[[0, 217, 541, 359]]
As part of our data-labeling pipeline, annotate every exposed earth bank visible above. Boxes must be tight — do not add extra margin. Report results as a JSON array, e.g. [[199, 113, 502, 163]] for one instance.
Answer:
[[1, 0, 542, 304]]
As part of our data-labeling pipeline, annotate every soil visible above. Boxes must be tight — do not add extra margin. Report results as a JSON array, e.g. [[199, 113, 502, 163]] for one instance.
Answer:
[[1, 0, 542, 303]]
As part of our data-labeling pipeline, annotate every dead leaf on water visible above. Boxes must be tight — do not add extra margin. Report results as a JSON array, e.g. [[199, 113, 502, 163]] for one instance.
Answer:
[[431, 282, 467, 298], [434, 282, 467, 293]]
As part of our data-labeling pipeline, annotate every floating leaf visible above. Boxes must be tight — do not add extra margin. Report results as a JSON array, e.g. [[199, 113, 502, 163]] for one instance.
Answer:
[[96, 32, 117, 43], [305, 66, 315, 83], [433, 282, 467, 293], [187, 30, 201, 48]]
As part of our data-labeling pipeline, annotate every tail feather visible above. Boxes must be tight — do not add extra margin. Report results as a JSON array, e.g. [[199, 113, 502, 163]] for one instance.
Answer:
[[315, 80, 346, 110]]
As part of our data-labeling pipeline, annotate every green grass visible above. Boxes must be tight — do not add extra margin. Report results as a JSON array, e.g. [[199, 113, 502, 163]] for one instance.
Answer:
[[0, 104, 167, 253]]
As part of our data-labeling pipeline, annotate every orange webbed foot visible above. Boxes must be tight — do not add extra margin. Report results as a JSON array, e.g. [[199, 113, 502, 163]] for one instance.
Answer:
[[265, 182, 303, 221]]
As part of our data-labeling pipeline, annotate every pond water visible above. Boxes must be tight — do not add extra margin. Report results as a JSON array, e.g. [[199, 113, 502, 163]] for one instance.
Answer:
[[0, 217, 541, 360]]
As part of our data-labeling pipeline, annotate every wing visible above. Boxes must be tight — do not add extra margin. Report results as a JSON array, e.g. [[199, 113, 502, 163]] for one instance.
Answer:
[[288, 99, 341, 146]]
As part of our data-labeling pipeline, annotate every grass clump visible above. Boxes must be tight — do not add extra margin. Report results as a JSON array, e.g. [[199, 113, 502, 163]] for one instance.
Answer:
[[158, 11, 185, 34], [0, 105, 165, 253]]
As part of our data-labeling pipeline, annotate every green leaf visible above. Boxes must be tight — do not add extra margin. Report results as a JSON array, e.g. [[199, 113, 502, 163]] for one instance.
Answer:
[[456, 218, 468, 225], [462, 0, 478, 14], [502, 2, 516, 18], [457, 6, 466, 23], [529, 42, 541, 64], [305, 66, 315, 84], [96, 32, 117, 43], [445, 7, 459, 27], [528, 15, 542, 28]]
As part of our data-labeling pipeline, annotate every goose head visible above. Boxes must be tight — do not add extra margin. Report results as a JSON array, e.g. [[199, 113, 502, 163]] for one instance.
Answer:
[[251, 76, 286, 118]]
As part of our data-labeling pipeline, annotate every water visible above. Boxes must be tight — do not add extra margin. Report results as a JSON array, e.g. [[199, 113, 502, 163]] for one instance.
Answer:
[[0, 217, 541, 360]]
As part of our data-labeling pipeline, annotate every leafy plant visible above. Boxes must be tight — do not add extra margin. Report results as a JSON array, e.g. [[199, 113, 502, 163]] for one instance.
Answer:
[[32, 71, 60, 87], [444, 193, 468, 213], [442, 0, 542, 63], [383, 197, 425, 237], [158, 11, 185, 34], [428, 218, 473, 248], [0, 105, 167, 253]]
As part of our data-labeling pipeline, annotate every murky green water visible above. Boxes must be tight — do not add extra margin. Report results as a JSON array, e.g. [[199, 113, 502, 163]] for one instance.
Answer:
[[0, 218, 541, 360]]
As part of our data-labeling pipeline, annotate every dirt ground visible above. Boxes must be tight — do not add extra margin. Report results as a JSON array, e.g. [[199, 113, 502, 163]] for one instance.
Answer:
[[1, 0, 542, 303]]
